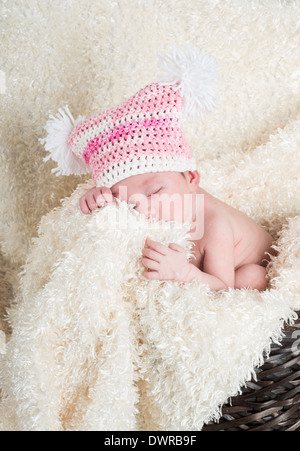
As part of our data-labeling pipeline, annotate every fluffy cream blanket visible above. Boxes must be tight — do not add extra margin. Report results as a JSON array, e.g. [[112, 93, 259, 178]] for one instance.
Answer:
[[1, 0, 300, 432], [1, 111, 300, 430]]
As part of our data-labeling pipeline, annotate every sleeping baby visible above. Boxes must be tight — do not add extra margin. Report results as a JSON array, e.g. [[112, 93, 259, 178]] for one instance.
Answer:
[[40, 48, 275, 292], [79, 170, 275, 291]]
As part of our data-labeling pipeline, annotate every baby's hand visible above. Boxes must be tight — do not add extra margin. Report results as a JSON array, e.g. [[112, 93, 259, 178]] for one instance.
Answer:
[[141, 238, 191, 282], [79, 186, 117, 215]]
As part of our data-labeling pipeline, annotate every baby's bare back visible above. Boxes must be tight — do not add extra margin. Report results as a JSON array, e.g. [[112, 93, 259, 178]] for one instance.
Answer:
[[197, 188, 275, 270]]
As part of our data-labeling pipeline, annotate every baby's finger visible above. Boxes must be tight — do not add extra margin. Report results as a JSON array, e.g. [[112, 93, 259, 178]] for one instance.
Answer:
[[86, 192, 98, 210], [141, 257, 160, 271], [168, 243, 186, 253], [100, 187, 114, 203], [142, 270, 160, 280], [96, 194, 106, 206], [79, 196, 91, 215], [142, 247, 162, 263], [145, 238, 167, 256]]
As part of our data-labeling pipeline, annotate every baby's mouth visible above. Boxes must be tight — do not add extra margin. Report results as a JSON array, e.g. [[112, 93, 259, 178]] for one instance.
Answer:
[[189, 223, 196, 233]]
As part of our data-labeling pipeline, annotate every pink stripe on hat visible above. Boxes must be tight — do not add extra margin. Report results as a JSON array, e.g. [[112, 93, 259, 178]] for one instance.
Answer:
[[81, 115, 190, 167]]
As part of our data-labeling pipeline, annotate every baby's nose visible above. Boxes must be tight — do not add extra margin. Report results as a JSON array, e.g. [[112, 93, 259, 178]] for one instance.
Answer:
[[129, 194, 148, 213], [136, 202, 151, 217], [134, 201, 156, 219]]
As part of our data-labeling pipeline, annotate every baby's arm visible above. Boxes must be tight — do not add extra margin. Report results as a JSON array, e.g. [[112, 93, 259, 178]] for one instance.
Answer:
[[184, 219, 235, 290]]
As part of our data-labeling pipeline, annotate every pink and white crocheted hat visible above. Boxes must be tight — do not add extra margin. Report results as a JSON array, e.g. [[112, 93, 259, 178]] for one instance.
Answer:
[[40, 47, 220, 188]]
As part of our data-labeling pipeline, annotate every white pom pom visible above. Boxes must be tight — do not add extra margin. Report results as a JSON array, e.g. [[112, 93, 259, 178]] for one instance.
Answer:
[[39, 105, 91, 176], [157, 46, 220, 120]]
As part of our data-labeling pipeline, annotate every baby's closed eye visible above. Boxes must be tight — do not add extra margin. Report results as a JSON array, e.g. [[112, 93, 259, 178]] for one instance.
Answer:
[[131, 188, 162, 210], [148, 187, 162, 196]]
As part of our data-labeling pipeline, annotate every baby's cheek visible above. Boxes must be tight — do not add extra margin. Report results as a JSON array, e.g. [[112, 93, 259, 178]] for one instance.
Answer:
[[161, 198, 185, 222], [147, 194, 187, 222]]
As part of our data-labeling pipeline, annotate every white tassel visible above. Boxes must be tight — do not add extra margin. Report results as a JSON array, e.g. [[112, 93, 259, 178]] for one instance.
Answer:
[[157, 46, 220, 120], [39, 105, 91, 176]]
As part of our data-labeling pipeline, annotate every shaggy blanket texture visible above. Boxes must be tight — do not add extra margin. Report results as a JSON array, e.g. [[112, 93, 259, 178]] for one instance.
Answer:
[[1, 0, 300, 431]]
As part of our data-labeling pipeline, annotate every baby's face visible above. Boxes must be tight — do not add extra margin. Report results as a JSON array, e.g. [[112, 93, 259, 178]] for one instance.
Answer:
[[110, 171, 200, 224]]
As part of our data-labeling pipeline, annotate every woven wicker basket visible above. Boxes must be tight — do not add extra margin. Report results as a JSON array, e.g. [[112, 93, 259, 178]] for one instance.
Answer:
[[202, 313, 300, 431]]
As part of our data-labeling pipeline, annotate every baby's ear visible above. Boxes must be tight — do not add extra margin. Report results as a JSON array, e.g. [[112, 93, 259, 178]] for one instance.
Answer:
[[185, 170, 200, 188]]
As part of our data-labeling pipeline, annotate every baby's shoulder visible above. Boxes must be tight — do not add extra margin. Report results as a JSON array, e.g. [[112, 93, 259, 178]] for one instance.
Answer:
[[203, 192, 233, 230], [203, 191, 257, 248], [204, 208, 234, 238], [194, 193, 235, 253]]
